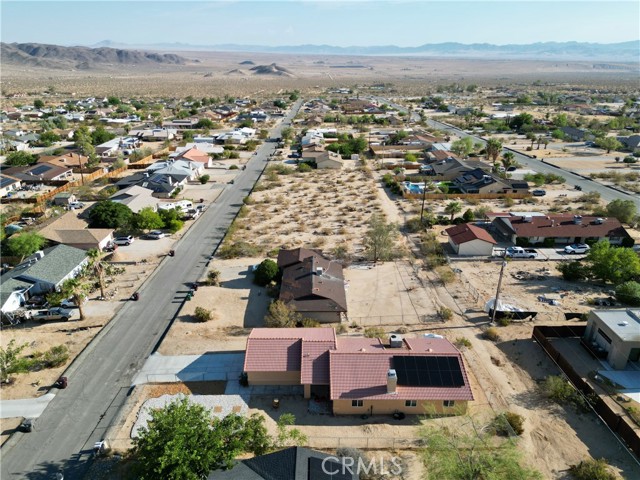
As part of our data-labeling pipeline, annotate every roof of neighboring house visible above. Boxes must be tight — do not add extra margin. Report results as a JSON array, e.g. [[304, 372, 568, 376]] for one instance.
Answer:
[[617, 135, 640, 149], [0, 173, 21, 189], [277, 248, 327, 269], [446, 223, 497, 245], [3, 163, 71, 181], [329, 337, 473, 401], [589, 309, 640, 343], [38, 152, 89, 168], [14, 244, 88, 286], [280, 255, 347, 313], [173, 147, 211, 163], [0, 277, 33, 311], [208, 446, 357, 480], [109, 185, 158, 213], [493, 214, 630, 239], [243, 328, 337, 376]]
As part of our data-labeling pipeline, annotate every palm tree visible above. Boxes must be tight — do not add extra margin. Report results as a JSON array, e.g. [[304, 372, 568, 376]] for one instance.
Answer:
[[60, 278, 89, 320], [444, 201, 462, 221], [501, 151, 516, 171], [87, 248, 107, 299], [485, 138, 503, 163]]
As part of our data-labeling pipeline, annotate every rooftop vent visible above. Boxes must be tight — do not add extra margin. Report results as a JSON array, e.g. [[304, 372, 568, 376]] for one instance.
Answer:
[[316, 267, 324, 276], [523, 215, 533, 223], [387, 369, 398, 394], [389, 334, 403, 348], [619, 321, 629, 327]]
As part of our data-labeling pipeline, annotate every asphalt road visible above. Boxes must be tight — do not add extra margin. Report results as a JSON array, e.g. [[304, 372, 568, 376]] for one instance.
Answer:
[[0, 99, 303, 480], [371, 96, 639, 210]]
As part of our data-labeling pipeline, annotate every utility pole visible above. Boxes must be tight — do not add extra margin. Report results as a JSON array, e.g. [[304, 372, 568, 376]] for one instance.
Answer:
[[490, 259, 508, 325]]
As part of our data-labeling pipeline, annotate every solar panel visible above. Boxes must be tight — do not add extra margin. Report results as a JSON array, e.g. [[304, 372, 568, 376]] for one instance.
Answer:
[[29, 165, 52, 176], [0, 176, 15, 188], [393, 355, 465, 388]]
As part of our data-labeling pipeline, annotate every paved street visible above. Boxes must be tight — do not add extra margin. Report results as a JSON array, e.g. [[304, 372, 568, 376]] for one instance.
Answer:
[[0, 100, 303, 480]]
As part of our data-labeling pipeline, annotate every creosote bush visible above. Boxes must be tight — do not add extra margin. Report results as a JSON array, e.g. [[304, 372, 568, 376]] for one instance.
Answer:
[[194, 307, 213, 322]]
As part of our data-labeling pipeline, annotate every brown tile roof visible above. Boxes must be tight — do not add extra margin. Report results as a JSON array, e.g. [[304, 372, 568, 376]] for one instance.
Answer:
[[430, 150, 457, 161], [446, 223, 497, 245], [279, 255, 347, 313], [243, 328, 337, 376], [177, 147, 210, 164], [336, 337, 386, 352], [500, 215, 630, 240], [38, 153, 89, 168], [329, 341, 473, 401]]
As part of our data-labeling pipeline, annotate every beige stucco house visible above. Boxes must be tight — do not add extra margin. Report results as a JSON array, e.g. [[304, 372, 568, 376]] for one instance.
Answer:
[[244, 328, 473, 416], [446, 223, 497, 256], [583, 309, 640, 370]]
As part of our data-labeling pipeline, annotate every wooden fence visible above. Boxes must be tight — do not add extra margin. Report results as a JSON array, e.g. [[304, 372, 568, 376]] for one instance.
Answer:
[[532, 325, 640, 458]]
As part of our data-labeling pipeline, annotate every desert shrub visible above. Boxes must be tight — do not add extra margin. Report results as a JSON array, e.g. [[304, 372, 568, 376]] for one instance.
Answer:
[[199, 174, 210, 184], [194, 307, 213, 322], [557, 261, 589, 281], [254, 259, 278, 286], [297, 162, 313, 172], [542, 375, 588, 412], [243, 195, 255, 205], [301, 318, 320, 328], [454, 337, 472, 349], [218, 241, 260, 259], [490, 412, 525, 436], [496, 315, 512, 327], [206, 269, 221, 286], [42, 345, 69, 368], [615, 281, 640, 306], [336, 323, 347, 334], [438, 306, 453, 321], [503, 197, 515, 207], [265, 300, 301, 328], [364, 327, 385, 339], [436, 266, 456, 284], [569, 458, 616, 480], [331, 245, 350, 261], [483, 327, 501, 342], [229, 164, 239, 170]]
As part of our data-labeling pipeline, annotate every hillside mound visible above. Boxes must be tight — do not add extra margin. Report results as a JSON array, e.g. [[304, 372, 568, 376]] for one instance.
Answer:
[[0, 42, 189, 70], [239, 60, 255, 65], [225, 69, 248, 76], [249, 63, 295, 77]]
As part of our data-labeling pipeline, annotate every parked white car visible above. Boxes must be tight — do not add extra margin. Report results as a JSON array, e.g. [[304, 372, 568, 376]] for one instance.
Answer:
[[146, 230, 165, 240], [564, 244, 590, 254], [114, 235, 134, 246]]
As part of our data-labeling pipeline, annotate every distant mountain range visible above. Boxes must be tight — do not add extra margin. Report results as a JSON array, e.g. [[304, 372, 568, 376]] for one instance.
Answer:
[[1, 43, 189, 69], [90, 39, 640, 61]]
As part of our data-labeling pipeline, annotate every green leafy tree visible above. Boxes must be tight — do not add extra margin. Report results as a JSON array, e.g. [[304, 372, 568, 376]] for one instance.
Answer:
[[88, 201, 133, 229], [275, 413, 307, 448], [195, 118, 215, 129], [586, 241, 640, 284], [281, 127, 294, 141], [553, 113, 569, 127], [485, 138, 503, 162], [595, 136, 622, 153], [6, 232, 46, 261], [509, 113, 534, 131], [38, 131, 60, 147], [91, 126, 116, 145], [158, 208, 184, 233], [33, 99, 45, 109], [0, 340, 29, 383], [363, 214, 399, 262], [462, 209, 475, 222], [5, 151, 39, 166], [134, 207, 164, 232], [107, 96, 121, 106], [606, 199, 637, 223], [615, 281, 640, 306], [450, 137, 474, 157], [132, 398, 270, 479], [254, 259, 278, 286], [444, 201, 462, 221]]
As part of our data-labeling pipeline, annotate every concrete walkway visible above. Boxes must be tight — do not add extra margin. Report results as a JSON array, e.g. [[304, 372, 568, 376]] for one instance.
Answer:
[[0, 393, 55, 419]]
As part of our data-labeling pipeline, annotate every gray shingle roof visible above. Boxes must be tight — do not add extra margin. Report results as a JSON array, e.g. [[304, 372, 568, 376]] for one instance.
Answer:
[[17, 244, 87, 286]]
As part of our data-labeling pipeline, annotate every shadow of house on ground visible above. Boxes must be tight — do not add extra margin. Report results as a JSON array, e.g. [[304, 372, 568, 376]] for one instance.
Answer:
[[220, 275, 272, 328]]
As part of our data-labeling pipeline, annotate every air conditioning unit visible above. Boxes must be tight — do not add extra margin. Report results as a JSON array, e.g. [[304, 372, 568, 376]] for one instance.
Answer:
[[389, 334, 403, 348]]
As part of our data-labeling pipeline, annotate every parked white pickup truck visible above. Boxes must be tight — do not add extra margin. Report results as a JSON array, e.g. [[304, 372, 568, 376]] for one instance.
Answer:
[[505, 246, 538, 259]]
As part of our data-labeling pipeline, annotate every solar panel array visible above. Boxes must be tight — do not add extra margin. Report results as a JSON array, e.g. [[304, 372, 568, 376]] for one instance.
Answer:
[[29, 164, 53, 176], [0, 176, 15, 188], [393, 355, 464, 387]]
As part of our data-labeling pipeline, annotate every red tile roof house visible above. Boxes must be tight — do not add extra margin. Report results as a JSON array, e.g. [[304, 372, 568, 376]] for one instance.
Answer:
[[491, 214, 631, 246], [277, 248, 347, 323], [446, 223, 497, 256], [244, 328, 473, 416]]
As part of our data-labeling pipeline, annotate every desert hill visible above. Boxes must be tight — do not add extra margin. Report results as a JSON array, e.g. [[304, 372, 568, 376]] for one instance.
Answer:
[[1, 42, 189, 70], [249, 63, 294, 77]]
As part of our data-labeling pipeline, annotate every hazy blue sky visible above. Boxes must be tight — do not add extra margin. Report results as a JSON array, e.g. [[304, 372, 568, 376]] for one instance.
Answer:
[[2, 1, 638, 47]]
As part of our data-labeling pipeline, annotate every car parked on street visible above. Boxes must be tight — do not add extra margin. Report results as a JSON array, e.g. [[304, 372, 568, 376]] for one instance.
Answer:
[[114, 235, 134, 246], [146, 230, 165, 239], [505, 246, 538, 259], [564, 243, 590, 254]]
